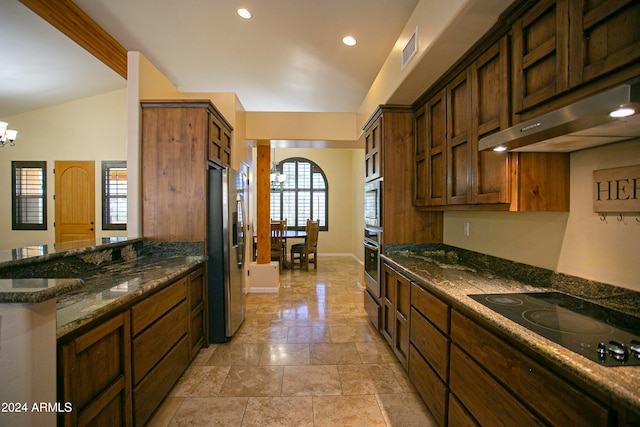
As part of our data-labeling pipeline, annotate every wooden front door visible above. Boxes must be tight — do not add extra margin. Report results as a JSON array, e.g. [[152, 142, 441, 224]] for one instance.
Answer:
[[55, 161, 96, 243]]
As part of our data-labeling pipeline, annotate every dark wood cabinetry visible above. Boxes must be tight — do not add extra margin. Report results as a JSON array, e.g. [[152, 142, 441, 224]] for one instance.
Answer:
[[415, 91, 446, 207], [187, 267, 206, 359], [131, 278, 190, 426], [363, 106, 443, 245], [408, 282, 451, 427], [58, 313, 132, 427], [363, 116, 382, 182], [58, 267, 205, 427], [141, 100, 233, 242], [512, 0, 570, 113], [415, 32, 570, 211], [380, 261, 410, 368], [513, 0, 640, 115], [450, 309, 610, 426], [569, 0, 640, 88]]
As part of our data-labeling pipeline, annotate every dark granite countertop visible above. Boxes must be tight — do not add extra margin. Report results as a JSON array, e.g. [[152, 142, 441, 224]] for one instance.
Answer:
[[0, 278, 84, 303], [382, 244, 640, 414], [56, 255, 205, 339]]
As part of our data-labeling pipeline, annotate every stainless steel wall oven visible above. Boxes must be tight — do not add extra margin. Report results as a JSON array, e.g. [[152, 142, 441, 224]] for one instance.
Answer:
[[363, 227, 382, 297]]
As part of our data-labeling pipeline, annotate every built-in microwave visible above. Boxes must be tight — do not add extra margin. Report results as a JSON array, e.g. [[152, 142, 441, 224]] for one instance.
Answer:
[[364, 178, 382, 228]]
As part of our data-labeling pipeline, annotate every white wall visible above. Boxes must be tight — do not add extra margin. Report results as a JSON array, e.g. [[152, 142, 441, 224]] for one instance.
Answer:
[[444, 139, 640, 291], [0, 89, 128, 250]]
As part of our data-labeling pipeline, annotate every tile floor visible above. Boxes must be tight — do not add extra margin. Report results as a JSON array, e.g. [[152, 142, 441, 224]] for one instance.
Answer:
[[149, 256, 437, 426]]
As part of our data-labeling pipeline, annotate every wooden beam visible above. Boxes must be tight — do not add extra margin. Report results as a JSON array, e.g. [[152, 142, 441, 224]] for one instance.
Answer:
[[18, 0, 128, 79], [256, 142, 271, 264]]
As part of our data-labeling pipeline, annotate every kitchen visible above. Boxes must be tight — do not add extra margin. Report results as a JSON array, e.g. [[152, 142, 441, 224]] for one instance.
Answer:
[[1, 0, 639, 426]]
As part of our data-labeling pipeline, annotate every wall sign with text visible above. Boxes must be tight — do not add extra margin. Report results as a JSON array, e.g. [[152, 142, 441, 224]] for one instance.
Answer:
[[593, 165, 640, 213]]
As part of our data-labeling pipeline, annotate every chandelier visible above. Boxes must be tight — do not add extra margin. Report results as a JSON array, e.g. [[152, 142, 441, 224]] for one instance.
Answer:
[[270, 148, 286, 185], [0, 121, 18, 147]]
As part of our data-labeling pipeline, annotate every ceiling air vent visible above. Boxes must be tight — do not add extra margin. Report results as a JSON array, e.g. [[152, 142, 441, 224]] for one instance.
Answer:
[[402, 27, 418, 70]]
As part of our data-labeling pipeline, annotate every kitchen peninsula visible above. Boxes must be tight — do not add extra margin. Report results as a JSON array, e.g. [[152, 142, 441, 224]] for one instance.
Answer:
[[0, 237, 206, 426], [378, 244, 640, 426]]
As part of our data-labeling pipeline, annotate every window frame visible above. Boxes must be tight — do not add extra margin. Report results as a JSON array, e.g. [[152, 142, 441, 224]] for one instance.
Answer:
[[11, 160, 47, 231], [270, 157, 328, 231], [101, 160, 127, 231]]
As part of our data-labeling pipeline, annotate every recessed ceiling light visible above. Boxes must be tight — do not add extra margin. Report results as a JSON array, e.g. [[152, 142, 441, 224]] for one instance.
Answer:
[[609, 107, 635, 118], [342, 36, 357, 46], [237, 8, 252, 19]]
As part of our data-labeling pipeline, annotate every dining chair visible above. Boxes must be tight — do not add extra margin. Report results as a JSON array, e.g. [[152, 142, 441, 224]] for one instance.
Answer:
[[290, 219, 319, 271], [270, 221, 286, 272]]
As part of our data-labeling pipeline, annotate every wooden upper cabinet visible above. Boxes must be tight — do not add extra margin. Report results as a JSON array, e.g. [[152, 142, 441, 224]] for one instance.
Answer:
[[419, 90, 447, 207], [512, 0, 569, 113], [569, 0, 640, 88], [470, 36, 511, 205], [414, 106, 428, 207], [208, 112, 232, 167], [141, 100, 233, 241], [446, 70, 472, 205], [364, 116, 382, 182]]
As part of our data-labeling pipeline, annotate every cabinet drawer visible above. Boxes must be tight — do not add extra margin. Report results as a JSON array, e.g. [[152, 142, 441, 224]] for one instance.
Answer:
[[130, 277, 187, 336], [410, 308, 449, 381], [133, 335, 189, 427], [363, 288, 380, 330], [411, 282, 450, 333], [132, 300, 188, 384], [409, 344, 448, 427], [448, 394, 479, 427], [451, 310, 609, 426], [450, 344, 543, 427]]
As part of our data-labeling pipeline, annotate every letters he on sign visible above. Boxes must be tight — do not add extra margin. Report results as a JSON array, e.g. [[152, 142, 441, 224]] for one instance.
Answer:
[[593, 165, 640, 213]]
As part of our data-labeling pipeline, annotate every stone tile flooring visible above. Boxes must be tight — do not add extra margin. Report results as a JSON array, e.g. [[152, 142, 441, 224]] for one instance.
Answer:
[[149, 256, 436, 426]]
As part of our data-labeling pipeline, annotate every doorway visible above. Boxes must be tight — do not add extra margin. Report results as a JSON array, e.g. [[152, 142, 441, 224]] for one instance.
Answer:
[[55, 161, 95, 243]]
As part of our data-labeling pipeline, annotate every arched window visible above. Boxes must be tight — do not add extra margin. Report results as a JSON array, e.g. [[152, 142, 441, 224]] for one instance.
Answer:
[[270, 157, 328, 231]]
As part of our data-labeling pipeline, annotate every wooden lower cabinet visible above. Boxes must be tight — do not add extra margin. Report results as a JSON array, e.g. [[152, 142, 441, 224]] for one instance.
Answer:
[[409, 344, 448, 426], [58, 267, 205, 426], [58, 313, 132, 426], [381, 262, 410, 368], [450, 309, 610, 427], [187, 268, 206, 359]]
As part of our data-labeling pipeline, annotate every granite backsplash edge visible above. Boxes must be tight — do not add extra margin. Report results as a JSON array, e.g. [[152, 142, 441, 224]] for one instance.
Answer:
[[385, 243, 640, 317]]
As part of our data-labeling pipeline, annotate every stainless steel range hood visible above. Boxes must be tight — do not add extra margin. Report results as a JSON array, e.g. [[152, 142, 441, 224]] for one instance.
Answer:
[[478, 80, 640, 152]]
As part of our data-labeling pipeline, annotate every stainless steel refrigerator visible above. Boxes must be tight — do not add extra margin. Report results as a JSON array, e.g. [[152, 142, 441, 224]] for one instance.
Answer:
[[208, 167, 246, 343]]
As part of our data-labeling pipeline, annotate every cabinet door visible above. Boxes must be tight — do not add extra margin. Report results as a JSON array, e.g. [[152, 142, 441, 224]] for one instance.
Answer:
[[364, 117, 382, 181], [426, 90, 447, 206], [380, 262, 396, 346], [188, 267, 206, 359], [446, 70, 472, 205], [470, 36, 511, 205], [512, 0, 569, 112], [414, 106, 428, 207], [393, 270, 410, 368], [209, 113, 231, 167], [59, 313, 132, 427], [569, 0, 640, 87]]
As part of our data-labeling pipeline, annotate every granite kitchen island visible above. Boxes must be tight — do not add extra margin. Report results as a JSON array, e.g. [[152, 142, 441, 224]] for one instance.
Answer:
[[0, 237, 206, 426]]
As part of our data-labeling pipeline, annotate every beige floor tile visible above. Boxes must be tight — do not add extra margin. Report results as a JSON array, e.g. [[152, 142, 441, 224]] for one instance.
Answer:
[[287, 326, 331, 343], [241, 396, 314, 427], [310, 342, 362, 365], [219, 366, 283, 397], [147, 397, 183, 427], [258, 343, 310, 365], [206, 342, 264, 366], [312, 395, 386, 426], [281, 365, 342, 396], [355, 341, 397, 363], [376, 392, 437, 426], [151, 257, 428, 426], [168, 397, 248, 426], [169, 366, 230, 397]]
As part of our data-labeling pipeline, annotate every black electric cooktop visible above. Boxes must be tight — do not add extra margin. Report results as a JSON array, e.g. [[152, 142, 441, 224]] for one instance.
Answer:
[[469, 292, 640, 366]]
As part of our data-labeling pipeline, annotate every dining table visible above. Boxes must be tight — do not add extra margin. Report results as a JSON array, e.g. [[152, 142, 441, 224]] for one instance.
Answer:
[[252, 228, 307, 266]]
